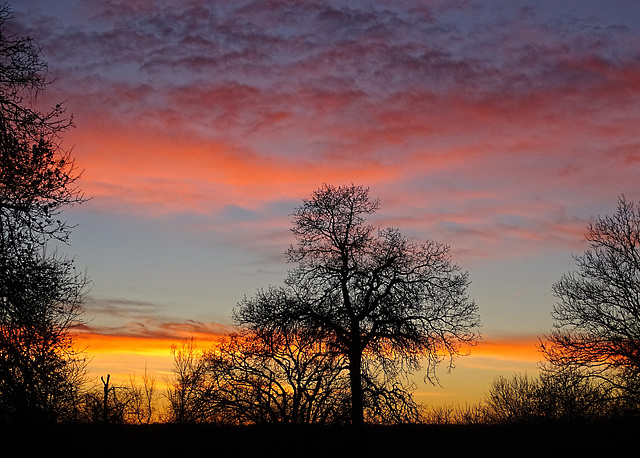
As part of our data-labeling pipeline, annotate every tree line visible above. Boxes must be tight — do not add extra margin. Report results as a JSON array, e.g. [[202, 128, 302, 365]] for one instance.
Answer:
[[1, 2, 640, 426]]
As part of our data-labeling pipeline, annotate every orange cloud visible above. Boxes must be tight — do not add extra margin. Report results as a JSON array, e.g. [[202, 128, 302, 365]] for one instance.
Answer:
[[470, 335, 542, 363], [74, 320, 231, 347], [68, 108, 400, 219]]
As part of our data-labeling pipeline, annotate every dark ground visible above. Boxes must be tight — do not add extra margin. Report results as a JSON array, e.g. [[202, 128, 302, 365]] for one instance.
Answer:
[[6, 420, 638, 456]]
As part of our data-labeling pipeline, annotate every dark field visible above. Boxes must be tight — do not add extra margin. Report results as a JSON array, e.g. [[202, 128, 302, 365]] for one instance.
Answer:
[[11, 421, 638, 456]]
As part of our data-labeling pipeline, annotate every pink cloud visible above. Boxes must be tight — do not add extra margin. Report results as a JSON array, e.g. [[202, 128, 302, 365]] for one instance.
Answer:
[[12, 0, 640, 265]]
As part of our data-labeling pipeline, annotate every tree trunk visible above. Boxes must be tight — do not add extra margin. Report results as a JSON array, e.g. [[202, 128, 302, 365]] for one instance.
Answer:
[[349, 348, 364, 426], [101, 374, 110, 423]]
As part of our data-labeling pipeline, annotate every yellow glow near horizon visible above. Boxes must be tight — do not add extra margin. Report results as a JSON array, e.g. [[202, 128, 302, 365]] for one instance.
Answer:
[[75, 331, 542, 408], [75, 332, 222, 387]]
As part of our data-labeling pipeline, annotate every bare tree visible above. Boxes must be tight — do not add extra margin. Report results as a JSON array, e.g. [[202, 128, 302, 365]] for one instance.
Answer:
[[482, 370, 611, 424], [482, 373, 541, 424], [95, 368, 159, 425], [0, 245, 88, 422], [0, 3, 83, 249], [79, 374, 148, 424], [235, 184, 480, 425], [542, 195, 640, 408], [128, 365, 158, 424], [205, 325, 352, 425], [0, 4, 88, 422], [165, 338, 217, 424]]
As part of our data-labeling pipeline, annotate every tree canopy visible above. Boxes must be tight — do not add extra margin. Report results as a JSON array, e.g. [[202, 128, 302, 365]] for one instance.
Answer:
[[0, 2, 83, 249], [235, 184, 481, 424], [0, 3, 88, 422], [543, 195, 640, 405]]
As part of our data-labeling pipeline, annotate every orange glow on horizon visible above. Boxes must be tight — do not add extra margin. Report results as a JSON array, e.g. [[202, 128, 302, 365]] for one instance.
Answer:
[[413, 336, 543, 406], [75, 331, 540, 360], [74, 329, 226, 355], [74, 329, 227, 385], [74, 330, 542, 401], [470, 335, 542, 362]]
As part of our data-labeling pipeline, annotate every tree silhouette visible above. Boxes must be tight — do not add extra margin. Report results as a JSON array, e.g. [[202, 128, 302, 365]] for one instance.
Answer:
[[0, 244, 88, 421], [165, 338, 217, 424], [0, 4, 83, 249], [0, 3, 88, 422], [205, 325, 352, 425], [235, 184, 480, 425], [482, 370, 609, 424], [542, 195, 640, 410], [77, 372, 158, 424]]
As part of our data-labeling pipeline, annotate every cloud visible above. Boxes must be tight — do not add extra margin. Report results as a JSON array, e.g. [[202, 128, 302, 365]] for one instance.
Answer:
[[73, 318, 233, 383], [470, 334, 542, 363], [11, 0, 640, 263], [12, 1, 640, 398], [75, 317, 233, 344], [85, 296, 159, 317]]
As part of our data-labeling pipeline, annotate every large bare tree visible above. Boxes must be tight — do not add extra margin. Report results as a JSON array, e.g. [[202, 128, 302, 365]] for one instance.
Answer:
[[235, 184, 481, 425], [543, 195, 640, 405], [0, 3, 88, 422]]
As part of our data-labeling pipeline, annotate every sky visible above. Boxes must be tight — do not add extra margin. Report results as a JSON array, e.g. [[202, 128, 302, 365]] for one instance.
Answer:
[[10, 0, 640, 408]]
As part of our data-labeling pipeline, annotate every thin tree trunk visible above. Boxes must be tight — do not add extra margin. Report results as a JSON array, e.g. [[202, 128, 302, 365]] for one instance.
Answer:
[[349, 348, 364, 426], [101, 374, 110, 423]]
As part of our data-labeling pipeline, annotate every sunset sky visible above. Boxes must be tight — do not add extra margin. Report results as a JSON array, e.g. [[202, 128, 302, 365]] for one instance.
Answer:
[[11, 0, 640, 407]]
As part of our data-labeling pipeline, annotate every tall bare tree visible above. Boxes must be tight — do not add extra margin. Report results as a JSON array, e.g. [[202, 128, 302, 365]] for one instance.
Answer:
[[543, 195, 640, 407], [0, 3, 88, 422], [235, 184, 480, 425]]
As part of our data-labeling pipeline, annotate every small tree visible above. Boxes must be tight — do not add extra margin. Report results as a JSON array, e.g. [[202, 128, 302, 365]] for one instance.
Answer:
[[79, 370, 160, 425], [205, 325, 352, 425], [235, 184, 480, 425], [542, 195, 640, 408], [482, 370, 611, 424], [165, 338, 217, 424], [483, 373, 541, 424], [127, 365, 158, 425]]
